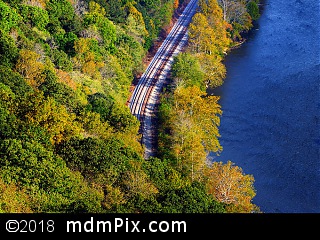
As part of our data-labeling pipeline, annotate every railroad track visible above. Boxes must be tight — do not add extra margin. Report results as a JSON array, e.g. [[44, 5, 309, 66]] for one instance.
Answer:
[[128, 0, 198, 157]]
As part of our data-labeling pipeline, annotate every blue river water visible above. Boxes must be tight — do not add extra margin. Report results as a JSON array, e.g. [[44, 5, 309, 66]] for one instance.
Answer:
[[208, 0, 320, 213]]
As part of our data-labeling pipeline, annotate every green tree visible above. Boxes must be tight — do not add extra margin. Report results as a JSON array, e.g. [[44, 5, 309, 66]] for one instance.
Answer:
[[83, 1, 117, 48], [54, 32, 78, 56], [143, 157, 186, 192], [46, 0, 75, 33], [0, 138, 103, 212], [247, 1, 260, 21], [160, 181, 226, 213], [87, 92, 114, 122], [104, 0, 128, 24], [171, 52, 205, 89], [0, 65, 32, 97], [0, 103, 18, 140], [18, 4, 49, 31], [125, 3, 148, 45], [49, 48, 73, 71], [0, 0, 20, 33], [0, 30, 18, 67], [109, 102, 140, 133], [56, 137, 156, 211], [39, 69, 79, 111]]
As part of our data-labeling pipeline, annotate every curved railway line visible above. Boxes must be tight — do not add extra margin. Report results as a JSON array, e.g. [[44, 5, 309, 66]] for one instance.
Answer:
[[128, 0, 198, 158]]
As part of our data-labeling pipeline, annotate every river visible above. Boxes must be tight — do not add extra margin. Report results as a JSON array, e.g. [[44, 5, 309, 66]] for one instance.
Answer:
[[208, 0, 320, 213]]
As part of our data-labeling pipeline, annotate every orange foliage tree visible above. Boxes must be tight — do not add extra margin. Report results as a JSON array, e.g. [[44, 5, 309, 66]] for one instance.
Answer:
[[173, 0, 179, 9]]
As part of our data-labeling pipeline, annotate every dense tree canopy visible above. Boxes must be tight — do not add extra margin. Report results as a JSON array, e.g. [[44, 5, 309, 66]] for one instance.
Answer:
[[0, 0, 180, 213]]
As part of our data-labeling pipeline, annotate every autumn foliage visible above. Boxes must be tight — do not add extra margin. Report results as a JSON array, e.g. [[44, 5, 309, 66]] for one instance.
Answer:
[[0, 0, 260, 213], [157, 0, 261, 213], [205, 161, 259, 213]]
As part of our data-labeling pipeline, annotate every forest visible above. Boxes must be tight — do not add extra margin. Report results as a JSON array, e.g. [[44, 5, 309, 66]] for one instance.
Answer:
[[0, 0, 260, 213]]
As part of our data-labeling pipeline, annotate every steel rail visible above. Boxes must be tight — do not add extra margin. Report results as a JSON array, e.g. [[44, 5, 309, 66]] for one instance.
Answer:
[[129, 0, 196, 118], [129, 0, 198, 121], [129, 21, 188, 119], [129, 0, 197, 130]]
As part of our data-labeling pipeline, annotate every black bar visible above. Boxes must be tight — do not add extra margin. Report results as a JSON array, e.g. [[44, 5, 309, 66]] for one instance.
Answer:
[[0, 213, 317, 234]]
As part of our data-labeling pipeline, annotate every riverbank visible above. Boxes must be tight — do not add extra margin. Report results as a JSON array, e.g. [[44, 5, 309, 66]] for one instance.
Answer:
[[207, 0, 320, 212]]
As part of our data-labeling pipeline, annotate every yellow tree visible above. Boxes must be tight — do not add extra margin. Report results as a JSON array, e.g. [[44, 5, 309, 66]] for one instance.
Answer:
[[73, 38, 104, 79], [101, 164, 158, 210], [123, 167, 159, 199], [15, 49, 45, 88], [172, 113, 207, 181], [101, 184, 126, 210], [87, 0, 106, 18], [197, 53, 226, 88], [205, 160, 260, 213], [188, 13, 210, 54], [24, 94, 82, 144], [198, 0, 231, 53], [126, 4, 148, 44], [78, 110, 114, 139], [0, 178, 32, 213], [188, 12, 230, 56], [55, 69, 77, 90], [171, 85, 222, 181], [194, 93, 222, 153], [173, 86, 222, 152]]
